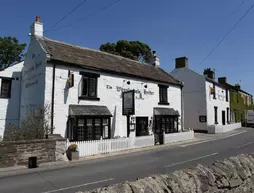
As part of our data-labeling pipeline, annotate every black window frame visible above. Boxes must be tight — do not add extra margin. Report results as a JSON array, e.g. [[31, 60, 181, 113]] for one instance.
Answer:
[[225, 89, 229, 102], [226, 107, 229, 123], [154, 115, 179, 134], [158, 84, 169, 105], [214, 106, 218, 124], [69, 116, 111, 141], [0, 77, 12, 99], [79, 72, 100, 101]]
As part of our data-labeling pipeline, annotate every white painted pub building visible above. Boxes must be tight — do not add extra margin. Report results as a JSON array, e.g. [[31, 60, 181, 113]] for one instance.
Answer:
[[0, 17, 186, 144], [171, 57, 240, 133]]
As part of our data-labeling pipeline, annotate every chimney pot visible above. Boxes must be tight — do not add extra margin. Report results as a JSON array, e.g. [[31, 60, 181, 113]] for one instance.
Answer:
[[36, 16, 41, 23], [30, 16, 43, 37], [149, 50, 160, 67], [204, 68, 215, 79], [175, 57, 188, 68]]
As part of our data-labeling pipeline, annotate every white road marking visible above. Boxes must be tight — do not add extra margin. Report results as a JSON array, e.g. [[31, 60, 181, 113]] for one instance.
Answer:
[[180, 130, 247, 147], [164, 152, 219, 168], [41, 178, 114, 193], [235, 142, 253, 149]]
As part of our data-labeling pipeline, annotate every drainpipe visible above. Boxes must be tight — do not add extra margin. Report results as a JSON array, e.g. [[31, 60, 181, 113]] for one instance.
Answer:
[[181, 82, 184, 132], [50, 63, 56, 134]]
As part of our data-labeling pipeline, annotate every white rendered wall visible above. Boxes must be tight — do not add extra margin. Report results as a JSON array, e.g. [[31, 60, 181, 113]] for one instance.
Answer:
[[47, 64, 183, 138]]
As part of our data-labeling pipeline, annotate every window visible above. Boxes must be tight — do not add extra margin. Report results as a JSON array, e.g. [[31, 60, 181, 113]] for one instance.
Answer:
[[70, 117, 110, 141], [237, 93, 239, 103], [154, 115, 178, 134], [213, 83, 216, 99], [158, 85, 169, 105], [226, 89, 229, 102], [79, 72, 100, 100], [0, 78, 12, 98], [226, 108, 229, 123], [214, 106, 218, 124]]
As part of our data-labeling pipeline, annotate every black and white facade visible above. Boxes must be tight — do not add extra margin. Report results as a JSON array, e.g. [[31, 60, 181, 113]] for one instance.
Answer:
[[19, 17, 184, 142]]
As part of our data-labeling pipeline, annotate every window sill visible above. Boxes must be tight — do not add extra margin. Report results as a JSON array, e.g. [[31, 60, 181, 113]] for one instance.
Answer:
[[158, 102, 170, 105], [0, 96, 10, 99], [78, 96, 100, 101]]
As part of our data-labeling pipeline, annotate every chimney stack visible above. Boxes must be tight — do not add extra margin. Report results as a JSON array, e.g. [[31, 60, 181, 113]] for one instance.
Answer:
[[204, 68, 215, 80], [235, 84, 241, 90], [30, 16, 43, 37], [175, 57, 188, 68], [149, 51, 160, 67], [218, 77, 227, 85]]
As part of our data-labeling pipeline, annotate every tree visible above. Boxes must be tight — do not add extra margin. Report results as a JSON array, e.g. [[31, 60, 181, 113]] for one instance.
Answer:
[[3, 102, 54, 141], [0, 36, 26, 68], [100, 40, 152, 63]]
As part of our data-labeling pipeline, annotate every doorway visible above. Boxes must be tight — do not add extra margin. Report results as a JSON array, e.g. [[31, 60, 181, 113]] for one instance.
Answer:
[[222, 110, 226, 125], [136, 117, 149, 136]]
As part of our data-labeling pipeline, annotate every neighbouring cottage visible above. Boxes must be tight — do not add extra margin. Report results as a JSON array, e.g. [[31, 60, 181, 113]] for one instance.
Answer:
[[19, 17, 184, 143], [170, 57, 240, 133], [218, 77, 253, 124], [0, 61, 23, 139]]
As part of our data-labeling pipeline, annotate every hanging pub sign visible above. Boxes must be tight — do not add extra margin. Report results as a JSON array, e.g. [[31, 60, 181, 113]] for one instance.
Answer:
[[122, 90, 135, 116]]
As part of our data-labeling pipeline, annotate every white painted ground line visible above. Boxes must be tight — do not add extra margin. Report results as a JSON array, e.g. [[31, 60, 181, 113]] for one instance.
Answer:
[[164, 152, 219, 168], [41, 178, 114, 193], [180, 130, 247, 147], [235, 142, 253, 149]]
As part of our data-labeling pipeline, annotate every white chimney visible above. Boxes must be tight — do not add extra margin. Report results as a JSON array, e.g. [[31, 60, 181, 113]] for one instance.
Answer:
[[30, 16, 43, 37], [149, 51, 160, 67]]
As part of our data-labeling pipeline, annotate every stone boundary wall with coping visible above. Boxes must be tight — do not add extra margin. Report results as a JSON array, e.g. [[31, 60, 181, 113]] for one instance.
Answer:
[[0, 136, 66, 168], [80, 154, 254, 193]]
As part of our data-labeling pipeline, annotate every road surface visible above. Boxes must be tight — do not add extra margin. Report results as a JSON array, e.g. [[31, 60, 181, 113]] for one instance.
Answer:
[[0, 128, 254, 193]]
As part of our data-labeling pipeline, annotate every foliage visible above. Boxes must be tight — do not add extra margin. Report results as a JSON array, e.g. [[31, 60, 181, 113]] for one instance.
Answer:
[[4, 103, 54, 141], [99, 40, 152, 63], [68, 144, 78, 152], [0, 36, 26, 68]]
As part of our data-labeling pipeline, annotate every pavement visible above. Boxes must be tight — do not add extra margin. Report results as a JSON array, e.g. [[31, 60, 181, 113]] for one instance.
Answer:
[[0, 127, 253, 193]]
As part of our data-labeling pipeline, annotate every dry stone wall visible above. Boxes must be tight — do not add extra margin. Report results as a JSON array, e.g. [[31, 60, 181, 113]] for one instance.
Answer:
[[80, 154, 254, 193], [0, 137, 66, 168]]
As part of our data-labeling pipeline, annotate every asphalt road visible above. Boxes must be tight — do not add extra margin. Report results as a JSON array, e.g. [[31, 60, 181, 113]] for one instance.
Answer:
[[1, 128, 254, 193]]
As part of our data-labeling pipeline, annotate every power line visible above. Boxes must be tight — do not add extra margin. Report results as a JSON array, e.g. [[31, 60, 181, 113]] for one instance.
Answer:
[[51, 0, 88, 29], [46, 0, 122, 33], [199, 2, 254, 65], [194, 0, 244, 56]]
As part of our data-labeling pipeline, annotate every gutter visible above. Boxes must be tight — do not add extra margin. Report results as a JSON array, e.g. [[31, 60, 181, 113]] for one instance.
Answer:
[[180, 82, 184, 132], [50, 63, 56, 134]]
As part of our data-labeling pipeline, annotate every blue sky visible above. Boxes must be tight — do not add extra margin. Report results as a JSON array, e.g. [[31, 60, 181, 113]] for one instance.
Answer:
[[1, 0, 253, 95]]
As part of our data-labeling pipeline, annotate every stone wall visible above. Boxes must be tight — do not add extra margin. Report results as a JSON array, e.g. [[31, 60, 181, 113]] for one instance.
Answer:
[[80, 154, 254, 193], [0, 137, 66, 168]]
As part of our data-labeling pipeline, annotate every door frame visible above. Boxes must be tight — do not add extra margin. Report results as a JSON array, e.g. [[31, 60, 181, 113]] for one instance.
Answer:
[[135, 117, 149, 137], [222, 110, 226, 125]]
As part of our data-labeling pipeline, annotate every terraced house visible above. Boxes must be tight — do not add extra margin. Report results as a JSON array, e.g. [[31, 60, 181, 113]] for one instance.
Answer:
[[170, 57, 241, 133], [18, 17, 185, 145], [218, 77, 254, 124]]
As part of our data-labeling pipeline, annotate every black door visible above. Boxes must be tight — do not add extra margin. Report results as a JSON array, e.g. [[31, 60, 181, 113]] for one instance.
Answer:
[[136, 117, 149, 136], [222, 111, 226, 125], [154, 116, 164, 145]]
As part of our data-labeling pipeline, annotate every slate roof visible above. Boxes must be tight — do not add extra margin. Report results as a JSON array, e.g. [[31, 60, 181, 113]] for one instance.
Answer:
[[69, 105, 112, 117], [205, 77, 226, 89], [154, 107, 179, 116], [38, 37, 182, 86]]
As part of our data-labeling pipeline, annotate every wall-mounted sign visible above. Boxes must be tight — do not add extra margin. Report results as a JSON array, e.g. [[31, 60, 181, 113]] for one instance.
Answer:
[[199, 115, 207, 123], [122, 90, 135, 115]]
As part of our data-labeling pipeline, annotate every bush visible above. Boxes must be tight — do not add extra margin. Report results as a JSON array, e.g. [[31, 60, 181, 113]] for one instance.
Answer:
[[68, 144, 78, 152], [4, 102, 54, 141]]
